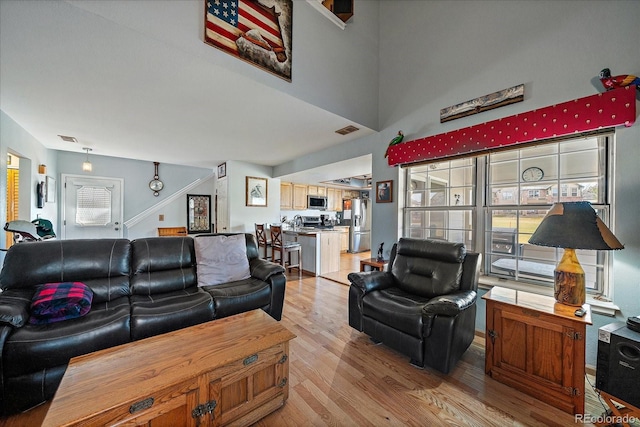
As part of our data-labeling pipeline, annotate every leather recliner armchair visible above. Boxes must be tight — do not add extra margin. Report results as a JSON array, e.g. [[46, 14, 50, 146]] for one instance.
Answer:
[[348, 238, 481, 374]]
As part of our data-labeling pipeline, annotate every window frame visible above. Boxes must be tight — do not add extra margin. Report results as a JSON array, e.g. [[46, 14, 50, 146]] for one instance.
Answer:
[[402, 132, 616, 301]]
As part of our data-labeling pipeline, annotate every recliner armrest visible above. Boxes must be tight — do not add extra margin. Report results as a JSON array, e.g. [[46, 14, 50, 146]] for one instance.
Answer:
[[0, 289, 32, 328], [423, 290, 477, 317], [347, 271, 394, 294], [249, 258, 285, 282]]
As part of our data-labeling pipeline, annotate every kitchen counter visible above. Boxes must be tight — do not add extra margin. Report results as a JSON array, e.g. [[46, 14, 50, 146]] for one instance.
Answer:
[[283, 229, 341, 276]]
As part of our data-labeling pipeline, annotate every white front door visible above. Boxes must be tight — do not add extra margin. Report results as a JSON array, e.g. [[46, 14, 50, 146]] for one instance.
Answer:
[[61, 174, 124, 240]]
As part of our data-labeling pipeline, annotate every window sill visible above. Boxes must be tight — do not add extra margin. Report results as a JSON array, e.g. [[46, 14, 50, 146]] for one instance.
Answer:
[[478, 275, 619, 316]]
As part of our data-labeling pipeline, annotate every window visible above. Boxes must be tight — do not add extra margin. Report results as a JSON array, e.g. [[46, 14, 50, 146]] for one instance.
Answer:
[[76, 186, 112, 226], [405, 158, 476, 249], [404, 134, 614, 296]]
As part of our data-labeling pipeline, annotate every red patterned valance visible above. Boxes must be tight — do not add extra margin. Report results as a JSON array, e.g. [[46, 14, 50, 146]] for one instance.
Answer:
[[387, 85, 637, 166]]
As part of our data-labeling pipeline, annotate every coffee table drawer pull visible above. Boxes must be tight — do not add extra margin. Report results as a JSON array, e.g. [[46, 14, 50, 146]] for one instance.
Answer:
[[129, 397, 154, 414], [243, 354, 258, 365], [278, 354, 288, 364], [278, 377, 288, 388], [192, 400, 217, 419]]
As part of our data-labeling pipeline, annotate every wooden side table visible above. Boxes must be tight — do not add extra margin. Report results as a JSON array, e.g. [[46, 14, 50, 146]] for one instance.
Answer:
[[483, 286, 592, 415], [359, 258, 388, 272]]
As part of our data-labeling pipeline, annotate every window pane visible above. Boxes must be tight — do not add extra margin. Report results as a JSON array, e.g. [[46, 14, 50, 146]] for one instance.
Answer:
[[76, 186, 112, 226], [489, 160, 518, 185], [559, 150, 598, 179]]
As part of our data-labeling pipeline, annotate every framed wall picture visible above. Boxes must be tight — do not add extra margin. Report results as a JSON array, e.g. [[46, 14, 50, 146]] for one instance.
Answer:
[[45, 176, 56, 203], [204, 0, 293, 82], [376, 180, 393, 203], [187, 194, 212, 234], [217, 162, 226, 178], [246, 176, 267, 207]]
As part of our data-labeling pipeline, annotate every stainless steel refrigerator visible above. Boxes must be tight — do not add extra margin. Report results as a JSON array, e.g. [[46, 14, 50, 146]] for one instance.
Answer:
[[346, 198, 370, 253]]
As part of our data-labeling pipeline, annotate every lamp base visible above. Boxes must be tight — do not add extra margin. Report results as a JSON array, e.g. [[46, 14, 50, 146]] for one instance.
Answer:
[[554, 248, 585, 306]]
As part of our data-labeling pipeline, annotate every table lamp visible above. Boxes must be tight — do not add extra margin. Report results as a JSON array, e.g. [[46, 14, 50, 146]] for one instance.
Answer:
[[528, 201, 624, 306]]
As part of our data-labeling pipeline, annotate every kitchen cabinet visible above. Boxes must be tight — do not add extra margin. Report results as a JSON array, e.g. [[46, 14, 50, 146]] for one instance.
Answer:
[[293, 185, 307, 210], [280, 182, 293, 210], [283, 230, 341, 276], [337, 227, 349, 252], [320, 232, 341, 274], [483, 287, 591, 415], [327, 188, 342, 211], [317, 186, 327, 196], [307, 185, 318, 195]]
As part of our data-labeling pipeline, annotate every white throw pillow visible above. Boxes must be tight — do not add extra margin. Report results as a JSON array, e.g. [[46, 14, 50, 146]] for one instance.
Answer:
[[195, 234, 251, 286]]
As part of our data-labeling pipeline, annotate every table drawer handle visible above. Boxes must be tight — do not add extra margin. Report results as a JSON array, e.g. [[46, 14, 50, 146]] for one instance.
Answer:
[[130, 397, 154, 414], [244, 354, 258, 365]]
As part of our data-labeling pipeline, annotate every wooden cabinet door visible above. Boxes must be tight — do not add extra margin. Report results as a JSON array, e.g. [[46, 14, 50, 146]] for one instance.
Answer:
[[326, 188, 335, 211], [208, 343, 289, 426], [320, 233, 340, 274], [307, 185, 318, 196], [292, 185, 307, 210], [334, 190, 342, 211], [487, 302, 582, 414], [340, 229, 349, 252], [280, 182, 293, 210]]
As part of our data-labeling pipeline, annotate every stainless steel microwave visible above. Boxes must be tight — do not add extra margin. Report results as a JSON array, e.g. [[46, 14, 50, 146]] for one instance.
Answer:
[[307, 195, 328, 210]]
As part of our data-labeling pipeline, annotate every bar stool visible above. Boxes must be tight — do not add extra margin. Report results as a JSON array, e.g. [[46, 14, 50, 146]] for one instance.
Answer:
[[255, 223, 271, 259], [270, 225, 301, 276]]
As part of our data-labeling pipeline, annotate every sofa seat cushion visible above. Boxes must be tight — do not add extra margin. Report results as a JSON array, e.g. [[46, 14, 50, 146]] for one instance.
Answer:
[[202, 277, 271, 319], [362, 288, 431, 338], [3, 297, 130, 378], [130, 288, 215, 341]]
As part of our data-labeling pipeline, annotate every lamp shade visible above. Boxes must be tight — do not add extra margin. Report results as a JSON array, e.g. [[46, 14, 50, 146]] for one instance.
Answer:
[[528, 202, 623, 250]]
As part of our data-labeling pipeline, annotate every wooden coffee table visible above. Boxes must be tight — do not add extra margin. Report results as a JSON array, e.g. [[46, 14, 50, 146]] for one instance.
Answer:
[[42, 310, 295, 426]]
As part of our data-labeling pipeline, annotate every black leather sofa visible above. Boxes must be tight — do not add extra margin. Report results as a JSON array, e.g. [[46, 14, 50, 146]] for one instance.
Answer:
[[0, 233, 286, 416], [348, 238, 481, 374]]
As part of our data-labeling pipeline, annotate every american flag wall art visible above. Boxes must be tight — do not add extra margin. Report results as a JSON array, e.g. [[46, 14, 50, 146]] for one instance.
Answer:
[[204, 0, 292, 81]]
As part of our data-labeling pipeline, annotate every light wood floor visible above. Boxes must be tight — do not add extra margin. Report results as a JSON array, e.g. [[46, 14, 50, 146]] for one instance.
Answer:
[[1, 251, 624, 426], [258, 251, 618, 426]]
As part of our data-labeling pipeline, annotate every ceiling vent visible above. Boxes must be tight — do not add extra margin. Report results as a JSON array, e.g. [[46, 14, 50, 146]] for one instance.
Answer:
[[58, 135, 78, 143], [335, 125, 359, 135]]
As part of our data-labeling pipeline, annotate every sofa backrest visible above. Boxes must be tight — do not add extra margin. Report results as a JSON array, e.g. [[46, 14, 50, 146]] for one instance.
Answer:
[[0, 239, 131, 303], [391, 238, 466, 299], [130, 237, 197, 295]]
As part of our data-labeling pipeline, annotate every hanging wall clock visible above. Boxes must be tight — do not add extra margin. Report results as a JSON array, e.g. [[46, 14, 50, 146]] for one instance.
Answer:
[[149, 162, 164, 196]]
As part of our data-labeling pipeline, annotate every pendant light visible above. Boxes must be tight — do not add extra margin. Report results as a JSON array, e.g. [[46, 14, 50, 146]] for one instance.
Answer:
[[82, 147, 93, 172]]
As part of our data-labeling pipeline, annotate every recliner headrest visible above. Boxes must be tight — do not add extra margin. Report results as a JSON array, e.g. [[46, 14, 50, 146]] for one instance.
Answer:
[[396, 238, 466, 263]]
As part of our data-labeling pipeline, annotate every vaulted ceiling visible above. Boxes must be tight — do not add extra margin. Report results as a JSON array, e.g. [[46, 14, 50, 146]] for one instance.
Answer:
[[0, 1, 376, 177]]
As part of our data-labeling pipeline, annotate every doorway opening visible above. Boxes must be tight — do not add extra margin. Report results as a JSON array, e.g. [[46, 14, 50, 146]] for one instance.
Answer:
[[5, 154, 21, 249]]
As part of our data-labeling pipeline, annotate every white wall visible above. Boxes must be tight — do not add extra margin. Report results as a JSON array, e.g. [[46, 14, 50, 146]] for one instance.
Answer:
[[0, 111, 58, 254], [226, 160, 281, 233], [56, 150, 214, 239], [67, 0, 381, 131]]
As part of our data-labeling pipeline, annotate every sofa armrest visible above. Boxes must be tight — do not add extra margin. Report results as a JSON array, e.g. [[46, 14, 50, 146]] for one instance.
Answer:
[[249, 258, 285, 282], [347, 271, 395, 294], [423, 290, 477, 317], [0, 289, 33, 328]]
